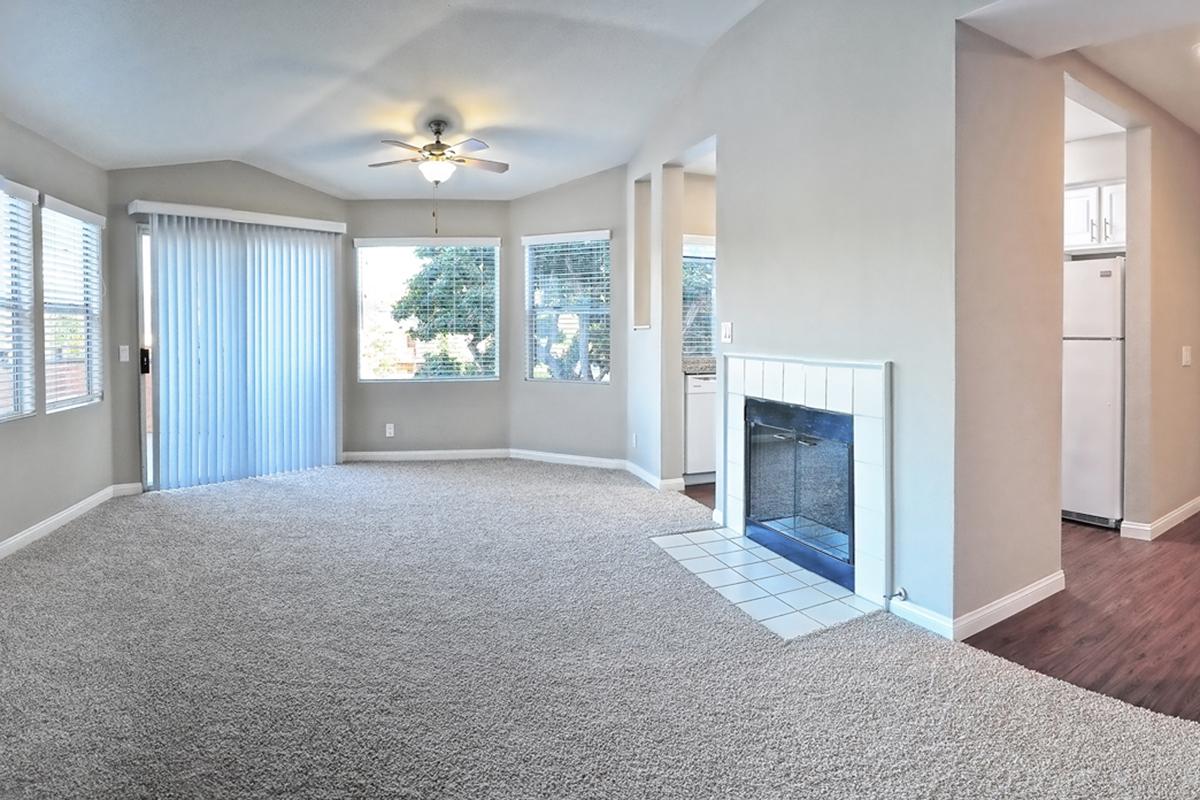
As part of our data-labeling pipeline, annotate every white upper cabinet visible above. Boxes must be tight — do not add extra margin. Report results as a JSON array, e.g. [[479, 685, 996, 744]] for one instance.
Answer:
[[1064, 186, 1099, 249], [1101, 183, 1126, 247], [1064, 181, 1125, 253]]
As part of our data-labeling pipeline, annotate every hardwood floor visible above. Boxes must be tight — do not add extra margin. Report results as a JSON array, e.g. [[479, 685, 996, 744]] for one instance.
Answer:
[[683, 478, 1200, 719], [968, 515, 1200, 721], [683, 482, 716, 510]]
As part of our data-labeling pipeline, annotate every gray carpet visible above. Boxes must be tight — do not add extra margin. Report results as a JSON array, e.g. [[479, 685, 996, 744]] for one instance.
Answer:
[[2, 461, 1200, 799]]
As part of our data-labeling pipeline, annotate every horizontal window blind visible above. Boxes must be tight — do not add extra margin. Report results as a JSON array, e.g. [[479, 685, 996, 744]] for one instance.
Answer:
[[42, 206, 103, 410], [357, 242, 499, 381], [682, 251, 715, 360], [0, 183, 36, 422], [525, 234, 611, 383]]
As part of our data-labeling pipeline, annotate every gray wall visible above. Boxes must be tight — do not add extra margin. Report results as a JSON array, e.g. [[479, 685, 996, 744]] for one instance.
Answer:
[[683, 174, 716, 237], [104, 163, 630, 476], [506, 167, 627, 458], [624, 0, 982, 617], [953, 25, 1065, 614], [341, 199, 511, 453], [106, 161, 348, 485], [0, 115, 112, 544]]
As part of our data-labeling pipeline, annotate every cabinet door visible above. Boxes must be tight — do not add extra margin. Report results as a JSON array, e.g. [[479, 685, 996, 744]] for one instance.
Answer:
[[1101, 183, 1126, 247], [1064, 186, 1100, 249]]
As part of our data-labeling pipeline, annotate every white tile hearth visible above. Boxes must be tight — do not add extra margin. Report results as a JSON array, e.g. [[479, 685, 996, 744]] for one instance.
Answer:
[[653, 531, 879, 640]]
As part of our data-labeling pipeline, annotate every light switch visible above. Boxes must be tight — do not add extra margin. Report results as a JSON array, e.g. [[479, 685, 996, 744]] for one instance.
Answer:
[[118, 345, 131, 363], [720, 321, 733, 344], [1184, 346, 1193, 367]]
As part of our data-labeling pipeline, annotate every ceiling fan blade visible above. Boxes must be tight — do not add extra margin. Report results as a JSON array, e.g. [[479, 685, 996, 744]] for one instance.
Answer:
[[454, 156, 509, 173], [449, 138, 488, 155], [381, 139, 422, 152], [368, 157, 422, 168]]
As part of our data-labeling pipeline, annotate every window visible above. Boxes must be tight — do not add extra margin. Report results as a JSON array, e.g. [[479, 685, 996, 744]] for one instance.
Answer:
[[0, 179, 37, 422], [356, 238, 499, 381], [42, 199, 104, 410], [524, 231, 611, 383], [682, 235, 715, 361]]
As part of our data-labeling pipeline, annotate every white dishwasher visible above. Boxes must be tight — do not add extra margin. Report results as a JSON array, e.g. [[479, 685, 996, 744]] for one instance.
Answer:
[[685, 374, 718, 474]]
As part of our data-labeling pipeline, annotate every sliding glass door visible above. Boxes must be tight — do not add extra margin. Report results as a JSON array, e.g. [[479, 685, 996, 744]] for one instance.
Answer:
[[142, 215, 338, 490]]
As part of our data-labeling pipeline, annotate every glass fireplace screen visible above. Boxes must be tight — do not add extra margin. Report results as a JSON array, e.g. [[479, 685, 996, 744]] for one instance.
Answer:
[[745, 398, 854, 564]]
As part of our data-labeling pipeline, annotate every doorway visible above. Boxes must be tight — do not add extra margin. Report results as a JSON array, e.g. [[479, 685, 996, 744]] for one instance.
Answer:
[[677, 139, 718, 497], [1061, 96, 1127, 530]]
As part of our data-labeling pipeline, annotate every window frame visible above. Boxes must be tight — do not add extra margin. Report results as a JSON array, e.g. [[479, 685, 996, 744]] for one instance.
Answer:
[[40, 196, 105, 414], [353, 236, 502, 384], [0, 177, 39, 424], [522, 229, 613, 385]]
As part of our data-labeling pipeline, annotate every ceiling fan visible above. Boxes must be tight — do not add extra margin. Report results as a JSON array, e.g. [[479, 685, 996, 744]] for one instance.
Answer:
[[369, 120, 509, 185]]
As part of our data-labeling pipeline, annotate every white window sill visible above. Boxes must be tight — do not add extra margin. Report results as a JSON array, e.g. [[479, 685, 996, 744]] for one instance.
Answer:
[[46, 396, 103, 414]]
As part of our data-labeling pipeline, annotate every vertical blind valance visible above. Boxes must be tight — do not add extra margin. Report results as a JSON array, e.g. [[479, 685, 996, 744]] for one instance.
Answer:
[[151, 215, 337, 489], [0, 181, 36, 421]]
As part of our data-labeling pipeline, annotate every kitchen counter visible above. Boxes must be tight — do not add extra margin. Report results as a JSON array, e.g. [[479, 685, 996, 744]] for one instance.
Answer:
[[683, 357, 716, 376]]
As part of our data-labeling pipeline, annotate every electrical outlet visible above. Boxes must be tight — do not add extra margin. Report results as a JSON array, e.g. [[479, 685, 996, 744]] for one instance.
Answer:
[[1184, 346, 1193, 367], [385, 423, 395, 438], [118, 345, 131, 362], [720, 321, 733, 344]]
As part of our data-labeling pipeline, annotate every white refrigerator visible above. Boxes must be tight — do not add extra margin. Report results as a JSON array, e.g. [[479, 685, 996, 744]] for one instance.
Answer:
[[1062, 256, 1124, 527]]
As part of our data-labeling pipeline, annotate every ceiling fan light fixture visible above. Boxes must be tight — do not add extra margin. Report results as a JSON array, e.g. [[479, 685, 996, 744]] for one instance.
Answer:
[[418, 159, 456, 185]]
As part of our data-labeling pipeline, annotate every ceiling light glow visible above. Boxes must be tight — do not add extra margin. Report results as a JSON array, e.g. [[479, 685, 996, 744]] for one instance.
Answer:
[[418, 160, 456, 185]]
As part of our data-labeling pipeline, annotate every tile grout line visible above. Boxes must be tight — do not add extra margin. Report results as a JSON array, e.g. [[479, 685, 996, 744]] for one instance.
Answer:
[[653, 527, 880, 640]]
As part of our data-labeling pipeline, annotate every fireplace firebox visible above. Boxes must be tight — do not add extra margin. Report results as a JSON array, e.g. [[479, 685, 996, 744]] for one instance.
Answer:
[[744, 397, 854, 590]]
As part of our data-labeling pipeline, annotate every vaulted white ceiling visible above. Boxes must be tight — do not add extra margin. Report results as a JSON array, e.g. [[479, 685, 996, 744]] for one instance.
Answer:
[[0, 0, 762, 200]]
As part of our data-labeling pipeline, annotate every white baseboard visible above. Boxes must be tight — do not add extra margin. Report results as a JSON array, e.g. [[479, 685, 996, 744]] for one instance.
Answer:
[[624, 460, 683, 491], [951, 570, 1065, 641], [711, 508, 724, 526], [0, 481, 144, 562], [509, 449, 626, 471], [1121, 494, 1200, 540], [341, 449, 509, 462], [341, 448, 684, 492], [889, 598, 955, 640], [887, 570, 1066, 641]]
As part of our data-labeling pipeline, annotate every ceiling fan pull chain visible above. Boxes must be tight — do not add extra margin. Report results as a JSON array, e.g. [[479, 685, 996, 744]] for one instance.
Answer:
[[433, 182, 439, 235]]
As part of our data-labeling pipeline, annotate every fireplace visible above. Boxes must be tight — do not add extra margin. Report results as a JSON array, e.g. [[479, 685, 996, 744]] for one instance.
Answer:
[[744, 397, 855, 589]]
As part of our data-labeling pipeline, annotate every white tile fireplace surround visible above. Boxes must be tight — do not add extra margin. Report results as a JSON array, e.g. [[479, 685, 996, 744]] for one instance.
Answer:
[[722, 355, 893, 607]]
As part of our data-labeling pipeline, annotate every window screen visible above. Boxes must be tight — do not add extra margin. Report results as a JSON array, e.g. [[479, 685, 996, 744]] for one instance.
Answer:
[[0, 180, 36, 422], [524, 232, 611, 383], [42, 203, 103, 411], [357, 240, 499, 381]]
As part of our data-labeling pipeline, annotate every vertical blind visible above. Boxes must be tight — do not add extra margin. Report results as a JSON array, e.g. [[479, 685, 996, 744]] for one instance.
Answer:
[[524, 231, 611, 383], [0, 180, 36, 422], [152, 215, 337, 490], [682, 236, 716, 361], [42, 203, 104, 411]]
